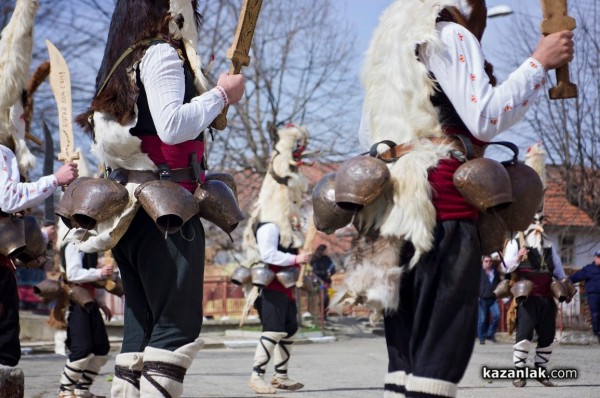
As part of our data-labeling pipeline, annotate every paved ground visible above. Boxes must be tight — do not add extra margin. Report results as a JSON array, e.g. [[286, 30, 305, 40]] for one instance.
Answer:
[[15, 321, 600, 398]]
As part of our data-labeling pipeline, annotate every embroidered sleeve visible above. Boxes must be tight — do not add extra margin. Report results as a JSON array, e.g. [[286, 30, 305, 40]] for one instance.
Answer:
[[422, 22, 548, 142], [0, 145, 58, 213], [139, 43, 225, 145]]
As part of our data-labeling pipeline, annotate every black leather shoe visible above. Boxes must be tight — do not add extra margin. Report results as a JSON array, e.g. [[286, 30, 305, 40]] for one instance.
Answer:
[[536, 378, 555, 387], [479, 339, 485, 345], [487, 336, 498, 343], [512, 378, 526, 387]]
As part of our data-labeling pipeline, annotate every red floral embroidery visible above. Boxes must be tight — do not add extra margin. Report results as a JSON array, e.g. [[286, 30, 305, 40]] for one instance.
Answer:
[[530, 61, 538, 69], [522, 100, 529, 107], [541, 78, 547, 85], [534, 83, 541, 90], [470, 74, 476, 81], [458, 33, 464, 41], [459, 54, 466, 63], [490, 119, 498, 125], [503, 105, 513, 112], [471, 95, 477, 103]]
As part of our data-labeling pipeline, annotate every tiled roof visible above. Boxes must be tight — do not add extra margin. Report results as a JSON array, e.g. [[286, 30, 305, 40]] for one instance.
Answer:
[[544, 167, 595, 228]]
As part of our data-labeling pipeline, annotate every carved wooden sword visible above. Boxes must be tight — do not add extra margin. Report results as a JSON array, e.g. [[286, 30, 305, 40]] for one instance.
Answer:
[[46, 39, 80, 163], [211, 0, 263, 130]]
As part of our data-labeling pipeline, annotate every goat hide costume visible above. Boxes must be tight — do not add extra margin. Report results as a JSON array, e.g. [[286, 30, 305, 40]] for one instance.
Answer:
[[243, 124, 309, 263], [326, 0, 492, 318], [71, 0, 211, 253]]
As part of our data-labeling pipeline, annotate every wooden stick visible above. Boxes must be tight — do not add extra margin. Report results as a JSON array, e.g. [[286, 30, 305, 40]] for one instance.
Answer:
[[540, 0, 577, 99], [296, 216, 317, 288]]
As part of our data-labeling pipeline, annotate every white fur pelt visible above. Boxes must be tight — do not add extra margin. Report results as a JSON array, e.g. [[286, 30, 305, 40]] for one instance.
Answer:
[[9, 100, 36, 176], [346, 236, 403, 310], [169, 0, 209, 95], [361, 0, 465, 266], [525, 143, 547, 190], [243, 125, 309, 261], [332, 235, 404, 323], [75, 182, 142, 253], [379, 140, 456, 267], [0, 0, 38, 111], [72, 112, 155, 253], [0, 0, 39, 175], [91, 111, 156, 171]]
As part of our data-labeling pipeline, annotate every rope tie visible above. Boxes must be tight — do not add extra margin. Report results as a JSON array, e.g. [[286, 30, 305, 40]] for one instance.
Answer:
[[142, 361, 187, 398], [114, 365, 142, 389]]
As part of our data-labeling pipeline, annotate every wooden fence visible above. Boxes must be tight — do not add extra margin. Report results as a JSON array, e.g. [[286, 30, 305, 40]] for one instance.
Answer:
[[104, 278, 592, 334]]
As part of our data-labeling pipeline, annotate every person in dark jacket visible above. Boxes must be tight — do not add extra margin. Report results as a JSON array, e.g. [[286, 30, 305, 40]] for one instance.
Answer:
[[569, 251, 600, 343], [478, 255, 501, 344]]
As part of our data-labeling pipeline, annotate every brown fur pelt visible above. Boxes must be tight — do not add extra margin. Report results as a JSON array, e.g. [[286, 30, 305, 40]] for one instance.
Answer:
[[507, 297, 517, 335], [47, 291, 68, 330], [341, 235, 404, 321], [23, 61, 50, 134]]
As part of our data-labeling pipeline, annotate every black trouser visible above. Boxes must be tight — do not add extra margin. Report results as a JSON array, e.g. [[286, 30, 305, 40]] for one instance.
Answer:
[[66, 301, 110, 361], [515, 295, 556, 348], [254, 289, 299, 338], [112, 209, 205, 353], [0, 264, 21, 366], [384, 220, 480, 396]]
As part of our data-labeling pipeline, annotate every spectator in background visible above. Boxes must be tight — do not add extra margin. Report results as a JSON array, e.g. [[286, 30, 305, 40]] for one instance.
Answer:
[[478, 255, 501, 344], [311, 245, 336, 287], [569, 250, 600, 344], [311, 244, 336, 316]]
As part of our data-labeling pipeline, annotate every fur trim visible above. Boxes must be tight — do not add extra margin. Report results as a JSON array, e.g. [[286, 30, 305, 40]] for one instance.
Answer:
[[405, 374, 457, 398], [169, 0, 209, 94], [91, 111, 156, 171], [243, 125, 309, 256]]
